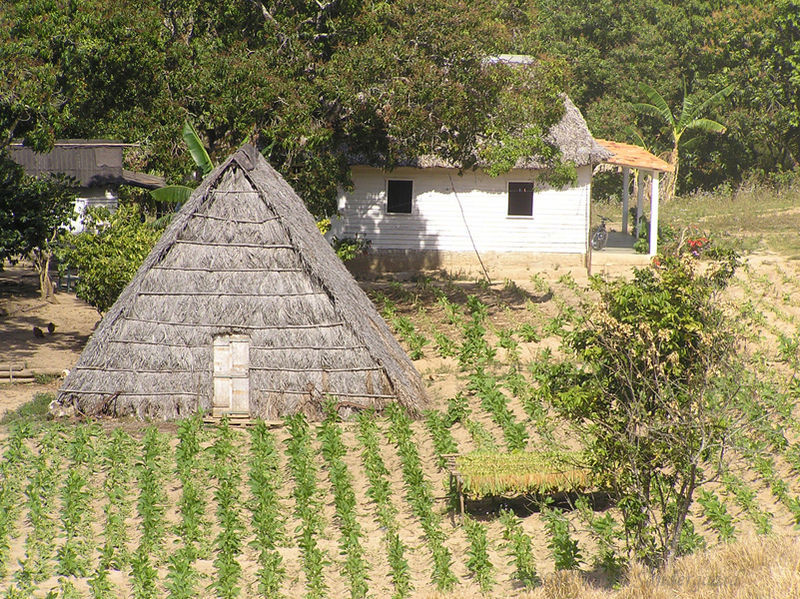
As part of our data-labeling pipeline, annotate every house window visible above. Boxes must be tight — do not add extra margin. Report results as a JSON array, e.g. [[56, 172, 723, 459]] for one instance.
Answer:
[[386, 179, 413, 214], [507, 182, 534, 216]]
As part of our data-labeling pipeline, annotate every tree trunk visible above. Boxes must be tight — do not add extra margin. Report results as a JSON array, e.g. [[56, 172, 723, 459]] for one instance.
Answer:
[[34, 250, 56, 303], [664, 145, 679, 202]]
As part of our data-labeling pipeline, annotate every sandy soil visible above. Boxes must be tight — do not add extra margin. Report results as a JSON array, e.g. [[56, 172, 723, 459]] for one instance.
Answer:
[[1, 255, 800, 597], [0, 262, 100, 417]]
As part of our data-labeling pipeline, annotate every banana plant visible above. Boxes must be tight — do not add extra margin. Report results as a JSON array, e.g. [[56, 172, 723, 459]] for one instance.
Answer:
[[632, 82, 733, 201], [149, 121, 214, 205]]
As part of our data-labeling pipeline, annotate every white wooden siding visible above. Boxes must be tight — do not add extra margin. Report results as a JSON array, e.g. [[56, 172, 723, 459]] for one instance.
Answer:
[[334, 166, 592, 254]]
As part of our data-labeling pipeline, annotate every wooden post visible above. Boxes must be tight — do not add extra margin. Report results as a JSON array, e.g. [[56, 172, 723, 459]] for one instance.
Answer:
[[649, 172, 660, 256], [622, 167, 630, 235], [635, 170, 644, 239]]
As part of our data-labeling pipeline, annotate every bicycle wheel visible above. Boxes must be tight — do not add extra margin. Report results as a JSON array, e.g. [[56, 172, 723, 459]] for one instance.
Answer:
[[591, 228, 608, 251]]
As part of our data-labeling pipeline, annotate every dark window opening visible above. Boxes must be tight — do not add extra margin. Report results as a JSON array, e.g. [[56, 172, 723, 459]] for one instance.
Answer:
[[508, 182, 534, 216], [387, 180, 413, 213]]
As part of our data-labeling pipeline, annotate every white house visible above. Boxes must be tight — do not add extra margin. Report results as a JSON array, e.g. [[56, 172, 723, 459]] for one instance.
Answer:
[[333, 97, 612, 278]]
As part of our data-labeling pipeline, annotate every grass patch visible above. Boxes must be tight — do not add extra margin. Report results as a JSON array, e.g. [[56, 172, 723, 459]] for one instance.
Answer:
[[0, 392, 54, 425]]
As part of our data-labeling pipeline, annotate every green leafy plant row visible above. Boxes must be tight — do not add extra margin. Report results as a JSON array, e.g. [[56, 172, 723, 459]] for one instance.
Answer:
[[386, 403, 457, 592], [285, 412, 328, 599], [356, 411, 412, 599], [248, 422, 286, 598], [319, 405, 370, 599]]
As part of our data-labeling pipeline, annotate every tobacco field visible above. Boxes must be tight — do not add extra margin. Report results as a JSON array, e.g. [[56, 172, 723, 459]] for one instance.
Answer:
[[2, 257, 800, 598]]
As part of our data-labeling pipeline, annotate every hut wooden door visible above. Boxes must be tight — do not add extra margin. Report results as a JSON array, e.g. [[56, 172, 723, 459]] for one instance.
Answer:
[[213, 335, 250, 416]]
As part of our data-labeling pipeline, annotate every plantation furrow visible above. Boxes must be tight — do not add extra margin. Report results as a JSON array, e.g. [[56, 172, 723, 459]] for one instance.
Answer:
[[318, 408, 370, 599], [385, 404, 457, 592], [372, 415, 441, 593]]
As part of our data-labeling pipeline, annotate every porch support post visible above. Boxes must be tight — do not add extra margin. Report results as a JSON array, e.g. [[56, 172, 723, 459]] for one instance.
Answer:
[[649, 171, 660, 256], [635, 170, 644, 238], [621, 167, 630, 235]]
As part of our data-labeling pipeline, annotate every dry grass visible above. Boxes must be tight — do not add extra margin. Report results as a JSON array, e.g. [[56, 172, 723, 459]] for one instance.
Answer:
[[424, 535, 800, 598], [661, 177, 800, 258]]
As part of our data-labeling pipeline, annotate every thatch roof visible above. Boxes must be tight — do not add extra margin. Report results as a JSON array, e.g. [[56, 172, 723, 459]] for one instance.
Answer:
[[351, 96, 611, 171], [54, 145, 428, 420]]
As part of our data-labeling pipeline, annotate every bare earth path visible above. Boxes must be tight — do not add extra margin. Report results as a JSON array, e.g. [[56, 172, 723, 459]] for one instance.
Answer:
[[0, 262, 100, 416]]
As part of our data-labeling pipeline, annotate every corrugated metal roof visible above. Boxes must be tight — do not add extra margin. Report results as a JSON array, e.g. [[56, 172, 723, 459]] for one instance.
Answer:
[[9, 140, 165, 189]]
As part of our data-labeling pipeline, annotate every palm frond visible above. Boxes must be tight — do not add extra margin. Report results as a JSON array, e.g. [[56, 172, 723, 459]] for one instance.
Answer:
[[636, 83, 675, 126], [149, 185, 195, 204], [691, 84, 734, 121], [182, 121, 214, 175]]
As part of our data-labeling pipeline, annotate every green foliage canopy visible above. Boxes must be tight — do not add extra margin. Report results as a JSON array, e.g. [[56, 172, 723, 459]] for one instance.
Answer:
[[56, 205, 161, 313], [545, 248, 743, 565]]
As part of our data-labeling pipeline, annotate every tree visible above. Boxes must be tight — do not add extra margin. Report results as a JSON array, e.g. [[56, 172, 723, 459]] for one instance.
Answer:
[[55, 205, 161, 313], [0, 0, 568, 217], [633, 82, 733, 201], [544, 243, 743, 566], [0, 154, 76, 300]]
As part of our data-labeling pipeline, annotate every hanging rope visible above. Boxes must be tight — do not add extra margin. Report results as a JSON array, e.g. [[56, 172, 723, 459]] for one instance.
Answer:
[[449, 174, 491, 284]]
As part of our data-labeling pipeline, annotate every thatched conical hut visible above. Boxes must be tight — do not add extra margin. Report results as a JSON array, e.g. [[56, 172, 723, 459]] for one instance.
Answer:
[[55, 145, 428, 420]]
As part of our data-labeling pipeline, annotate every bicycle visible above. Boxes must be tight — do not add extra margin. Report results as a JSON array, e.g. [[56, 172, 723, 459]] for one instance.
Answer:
[[590, 216, 610, 251]]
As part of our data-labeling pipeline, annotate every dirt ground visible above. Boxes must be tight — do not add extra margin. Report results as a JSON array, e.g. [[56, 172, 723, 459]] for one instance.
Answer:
[[0, 262, 100, 417], [0, 253, 797, 421]]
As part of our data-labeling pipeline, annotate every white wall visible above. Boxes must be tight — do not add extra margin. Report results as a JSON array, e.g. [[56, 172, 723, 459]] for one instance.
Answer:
[[69, 188, 118, 232], [333, 165, 592, 254]]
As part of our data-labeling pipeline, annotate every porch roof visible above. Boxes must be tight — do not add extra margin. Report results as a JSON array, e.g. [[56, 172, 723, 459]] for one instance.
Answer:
[[595, 139, 674, 173]]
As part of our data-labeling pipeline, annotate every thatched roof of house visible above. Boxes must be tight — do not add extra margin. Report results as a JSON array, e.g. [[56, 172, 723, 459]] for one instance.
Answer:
[[351, 96, 611, 171], [55, 145, 428, 421]]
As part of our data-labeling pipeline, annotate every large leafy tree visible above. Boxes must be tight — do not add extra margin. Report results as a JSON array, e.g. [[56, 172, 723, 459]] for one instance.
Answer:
[[0, 155, 76, 300], [546, 246, 743, 566], [0, 0, 568, 217]]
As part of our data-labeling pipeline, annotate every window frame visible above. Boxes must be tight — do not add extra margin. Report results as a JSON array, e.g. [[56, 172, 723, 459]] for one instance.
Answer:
[[385, 179, 414, 215], [507, 181, 534, 218]]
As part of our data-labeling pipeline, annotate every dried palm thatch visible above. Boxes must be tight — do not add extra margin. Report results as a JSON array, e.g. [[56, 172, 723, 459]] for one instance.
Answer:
[[54, 145, 429, 420], [350, 95, 611, 170]]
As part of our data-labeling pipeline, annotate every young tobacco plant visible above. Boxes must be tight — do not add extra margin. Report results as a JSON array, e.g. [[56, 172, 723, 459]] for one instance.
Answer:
[[356, 411, 412, 599], [319, 406, 370, 599], [386, 403, 457, 592], [131, 427, 170, 599], [209, 419, 245, 599], [424, 410, 458, 470], [57, 424, 100, 578], [498, 510, 539, 589], [101, 428, 136, 570], [575, 497, 624, 581], [696, 489, 737, 543], [285, 412, 328, 599], [469, 370, 528, 452], [462, 516, 494, 593], [175, 415, 210, 561], [541, 504, 582, 571], [20, 428, 62, 582], [0, 423, 34, 579], [248, 422, 286, 598]]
